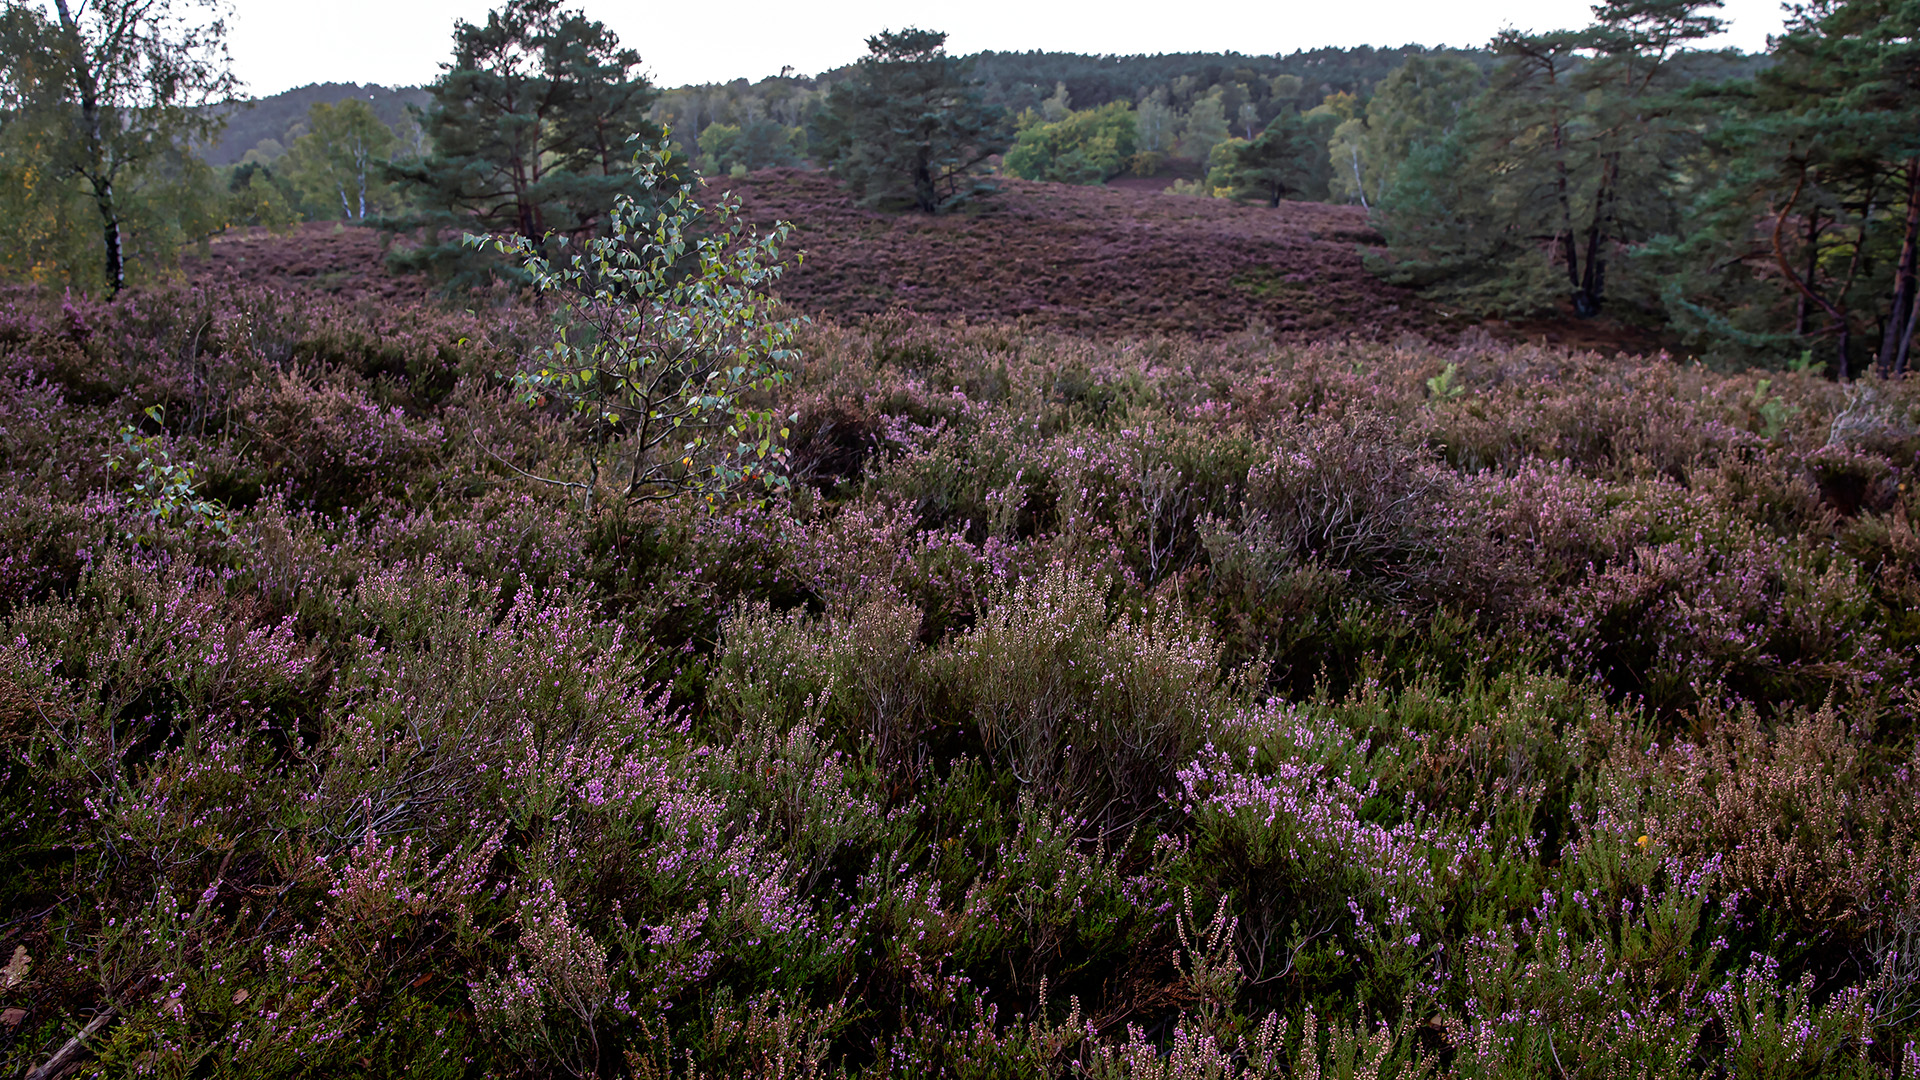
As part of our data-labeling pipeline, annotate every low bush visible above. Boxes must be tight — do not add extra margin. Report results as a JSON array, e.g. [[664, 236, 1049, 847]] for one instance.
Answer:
[[2, 284, 1917, 1077]]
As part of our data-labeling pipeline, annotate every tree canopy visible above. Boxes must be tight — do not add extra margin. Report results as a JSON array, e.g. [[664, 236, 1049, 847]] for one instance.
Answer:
[[811, 28, 1010, 213], [1002, 100, 1137, 185], [1373, 0, 1732, 319], [1644, 0, 1919, 375], [380, 0, 666, 288], [0, 0, 236, 293], [283, 99, 395, 221]]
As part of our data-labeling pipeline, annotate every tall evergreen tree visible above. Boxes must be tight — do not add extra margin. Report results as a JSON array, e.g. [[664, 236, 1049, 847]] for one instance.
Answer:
[[1649, 0, 1918, 376], [811, 28, 1009, 214], [1221, 108, 1337, 206], [382, 0, 664, 287], [1377, 0, 1725, 317]]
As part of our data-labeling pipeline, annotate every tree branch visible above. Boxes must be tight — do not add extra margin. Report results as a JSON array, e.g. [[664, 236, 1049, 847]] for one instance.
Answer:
[[470, 430, 591, 499]]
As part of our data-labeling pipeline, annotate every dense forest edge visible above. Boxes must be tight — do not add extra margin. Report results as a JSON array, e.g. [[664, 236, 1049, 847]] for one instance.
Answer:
[[2, 0, 1920, 1076]]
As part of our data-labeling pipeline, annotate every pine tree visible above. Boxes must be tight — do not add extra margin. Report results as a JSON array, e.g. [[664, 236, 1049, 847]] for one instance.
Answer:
[[1648, 0, 1918, 376], [811, 28, 1009, 213], [381, 0, 665, 287], [1377, 1, 1725, 318], [1222, 110, 1337, 206]]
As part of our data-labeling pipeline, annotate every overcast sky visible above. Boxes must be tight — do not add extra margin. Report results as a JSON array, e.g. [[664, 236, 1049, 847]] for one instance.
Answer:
[[221, 0, 1794, 97]]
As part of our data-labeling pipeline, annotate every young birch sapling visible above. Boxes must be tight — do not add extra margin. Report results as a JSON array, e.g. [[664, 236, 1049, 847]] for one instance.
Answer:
[[470, 135, 803, 510], [104, 405, 233, 542]]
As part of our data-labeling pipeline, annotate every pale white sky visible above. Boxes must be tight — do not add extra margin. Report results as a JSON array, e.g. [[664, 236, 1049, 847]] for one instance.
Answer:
[[224, 0, 1793, 97]]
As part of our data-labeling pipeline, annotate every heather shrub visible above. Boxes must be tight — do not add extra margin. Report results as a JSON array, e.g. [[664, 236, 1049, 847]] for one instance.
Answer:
[[1202, 415, 1461, 688], [1541, 517, 1884, 711], [7, 283, 1920, 1078], [0, 489, 121, 613], [860, 404, 1056, 541], [1231, 416, 1451, 591], [1638, 706, 1920, 946], [8, 553, 317, 729], [1705, 957, 1880, 1080], [1438, 848, 1727, 1077], [949, 795, 1178, 1004], [362, 488, 586, 593], [1179, 701, 1478, 1007], [1445, 460, 1669, 608], [1044, 422, 1260, 592], [824, 597, 932, 783], [226, 365, 445, 511], [942, 563, 1224, 829], [1843, 499, 1920, 654], [785, 499, 1036, 643], [1807, 441, 1903, 517]]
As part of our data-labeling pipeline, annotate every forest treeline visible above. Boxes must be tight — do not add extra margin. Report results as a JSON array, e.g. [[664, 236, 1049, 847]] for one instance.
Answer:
[[206, 46, 1451, 171], [0, 0, 1915, 374]]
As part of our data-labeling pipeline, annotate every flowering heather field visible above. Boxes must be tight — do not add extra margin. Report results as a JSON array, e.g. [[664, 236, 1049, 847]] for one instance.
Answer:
[[3, 280, 1920, 1078], [186, 174, 1438, 344], [728, 173, 1425, 341], [183, 222, 440, 307]]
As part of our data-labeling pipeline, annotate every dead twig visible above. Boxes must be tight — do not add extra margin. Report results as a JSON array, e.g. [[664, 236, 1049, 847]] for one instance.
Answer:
[[469, 430, 592, 501], [25, 1006, 117, 1080]]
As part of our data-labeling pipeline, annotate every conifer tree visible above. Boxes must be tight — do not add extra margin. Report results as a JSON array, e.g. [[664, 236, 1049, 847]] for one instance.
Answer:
[[1222, 110, 1336, 206], [1377, 0, 1725, 317], [381, 0, 665, 287], [1648, 0, 1918, 376], [812, 28, 1009, 213]]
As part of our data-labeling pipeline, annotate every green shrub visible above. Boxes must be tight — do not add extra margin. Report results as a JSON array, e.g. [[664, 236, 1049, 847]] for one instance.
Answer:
[[1002, 103, 1139, 186]]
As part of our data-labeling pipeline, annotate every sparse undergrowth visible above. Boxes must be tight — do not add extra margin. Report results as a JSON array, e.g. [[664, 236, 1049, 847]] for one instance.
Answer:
[[2, 283, 1919, 1078]]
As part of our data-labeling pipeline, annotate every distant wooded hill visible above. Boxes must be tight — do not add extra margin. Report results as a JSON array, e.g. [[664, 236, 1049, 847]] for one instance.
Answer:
[[965, 46, 1492, 114], [208, 46, 1491, 167], [207, 83, 429, 166]]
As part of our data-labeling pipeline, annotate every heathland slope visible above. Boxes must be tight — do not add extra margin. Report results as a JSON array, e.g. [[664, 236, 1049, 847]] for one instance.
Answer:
[[188, 172, 1428, 340], [186, 172, 1681, 353], [731, 171, 1420, 338]]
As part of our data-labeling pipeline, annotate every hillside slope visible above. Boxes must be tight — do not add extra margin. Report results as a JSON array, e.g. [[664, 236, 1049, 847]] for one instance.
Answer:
[[207, 83, 429, 165], [187, 173, 1432, 341], [179, 170, 1667, 352], [730, 172, 1423, 339]]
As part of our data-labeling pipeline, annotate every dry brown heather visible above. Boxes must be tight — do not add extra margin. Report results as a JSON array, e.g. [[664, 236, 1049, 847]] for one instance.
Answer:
[[3, 177, 1915, 1078]]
